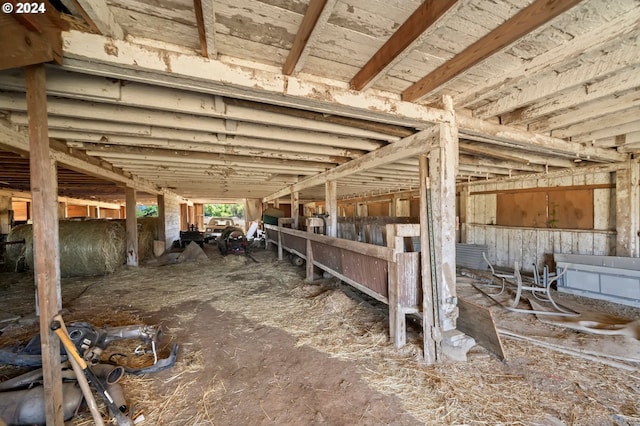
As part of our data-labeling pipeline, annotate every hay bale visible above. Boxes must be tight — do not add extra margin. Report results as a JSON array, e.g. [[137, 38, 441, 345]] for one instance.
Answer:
[[135, 217, 158, 261], [6, 220, 126, 277]]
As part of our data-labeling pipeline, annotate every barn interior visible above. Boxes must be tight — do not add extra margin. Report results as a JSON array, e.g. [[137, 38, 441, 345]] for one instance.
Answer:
[[1, 0, 640, 424]]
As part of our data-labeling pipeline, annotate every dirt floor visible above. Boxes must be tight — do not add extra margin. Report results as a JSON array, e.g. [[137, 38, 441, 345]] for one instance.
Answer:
[[1, 243, 639, 425]]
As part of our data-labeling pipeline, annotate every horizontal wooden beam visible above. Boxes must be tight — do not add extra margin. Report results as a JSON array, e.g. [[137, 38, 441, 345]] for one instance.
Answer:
[[457, 115, 627, 163], [0, 119, 159, 194], [61, 30, 451, 128], [351, 0, 458, 91], [73, 0, 124, 39], [263, 126, 439, 202], [0, 14, 62, 70], [454, 10, 640, 108], [402, 0, 583, 102], [283, 0, 329, 75]]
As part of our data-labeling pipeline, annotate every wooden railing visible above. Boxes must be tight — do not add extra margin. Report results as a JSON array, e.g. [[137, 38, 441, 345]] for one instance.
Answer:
[[264, 222, 422, 348]]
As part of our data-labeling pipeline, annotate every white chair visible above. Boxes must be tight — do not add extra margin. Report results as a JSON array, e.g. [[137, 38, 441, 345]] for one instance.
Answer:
[[512, 262, 577, 316]]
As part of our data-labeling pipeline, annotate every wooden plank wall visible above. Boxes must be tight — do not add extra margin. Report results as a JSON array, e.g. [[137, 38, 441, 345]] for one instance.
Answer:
[[467, 171, 616, 271]]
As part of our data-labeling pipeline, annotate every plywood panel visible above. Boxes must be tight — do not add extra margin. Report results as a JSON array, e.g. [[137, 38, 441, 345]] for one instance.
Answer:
[[457, 297, 505, 361], [548, 189, 593, 229], [340, 250, 388, 298], [11, 201, 28, 221], [311, 241, 341, 271], [496, 191, 546, 227], [282, 233, 306, 255], [367, 202, 389, 216]]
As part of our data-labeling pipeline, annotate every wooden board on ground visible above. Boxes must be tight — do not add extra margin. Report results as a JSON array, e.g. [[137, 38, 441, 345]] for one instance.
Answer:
[[457, 297, 506, 361]]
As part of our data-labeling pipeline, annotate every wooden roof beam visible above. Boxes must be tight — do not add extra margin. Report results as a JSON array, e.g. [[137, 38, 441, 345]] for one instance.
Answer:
[[459, 141, 575, 168], [0, 119, 159, 194], [454, 9, 640, 108], [0, 5, 65, 70], [193, 0, 216, 58], [350, 0, 459, 91], [402, 0, 584, 102], [476, 41, 640, 120], [457, 114, 626, 163], [283, 0, 335, 75], [63, 0, 124, 39], [263, 126, 440, 202], [61, 30, 451, 128]]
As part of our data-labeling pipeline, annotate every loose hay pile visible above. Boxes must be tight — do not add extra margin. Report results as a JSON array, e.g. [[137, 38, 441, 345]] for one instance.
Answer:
[[5, 218, 159, 277], [1, 249, 639, 425]]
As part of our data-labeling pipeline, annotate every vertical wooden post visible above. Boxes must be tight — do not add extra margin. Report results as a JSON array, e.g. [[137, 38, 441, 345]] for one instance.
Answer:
[[125, 187, 138, 266], [431, 97, 459, 332], [26, 64, 64, 425], [326, 180, 337, 237], [157, 193, 166, 245], [305, 220, 314, 282], [291, 189, 300, 229], [277, 226, 283, 260], [616, 159, 640, 257], [459, 185, 470, 244], [419, 154, 438, 364], [386, 224, 406, 348]]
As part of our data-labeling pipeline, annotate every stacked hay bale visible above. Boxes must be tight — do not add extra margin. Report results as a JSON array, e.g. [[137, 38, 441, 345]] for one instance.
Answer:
[[6, 218, 158, 277], [132, 217, 158, 261]]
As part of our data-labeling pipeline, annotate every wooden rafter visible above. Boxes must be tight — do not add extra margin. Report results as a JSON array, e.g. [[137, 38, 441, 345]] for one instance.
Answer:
[[402, 0, 584, 102], [283, 0, 330, 75], [67, 0, 123, 39], [264, 126, 440, 202], [350, 0, 459, 91], [193, 0, 208, 57]]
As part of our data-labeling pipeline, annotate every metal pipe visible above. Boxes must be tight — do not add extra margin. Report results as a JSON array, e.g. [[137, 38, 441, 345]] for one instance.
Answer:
[[0, 382, 83, 425]]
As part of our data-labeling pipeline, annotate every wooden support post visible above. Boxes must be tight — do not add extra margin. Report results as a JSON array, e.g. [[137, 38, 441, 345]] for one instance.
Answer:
[[419, 154, 438, 364], [459, 185, 470, 244], [125, 187, 138, 266], [326, 179, 337, 237], [156, 193, 167, 255], [277, 226, 283, 261], [291, 189, 300, 230], [306, 224, 314, 282], [616, 159, 640, 257], [386, 224, 406, 348], [26, 64, 64, 425], [431, 99, 459, 332], [157, 194, 166, 242]]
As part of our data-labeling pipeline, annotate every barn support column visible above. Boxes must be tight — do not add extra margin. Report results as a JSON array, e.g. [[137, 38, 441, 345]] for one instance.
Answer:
[[0, 195, 12, 234], [291, 189, 300, 230], [616, 159, 640, 257], [420, 104, 460, 364], [459, 185, 470, 244], [125, 187, 138, 266], [156, 193, 167, 256], [326, 180, 337, 237], [26, 64, 64, 425]]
